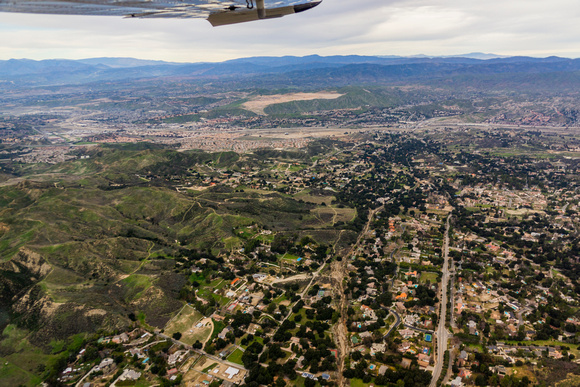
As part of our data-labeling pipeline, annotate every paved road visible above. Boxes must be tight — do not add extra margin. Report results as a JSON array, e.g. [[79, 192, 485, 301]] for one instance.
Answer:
[[278, 252, 332, 327], [385, 308, 433, 337], [430, 215, 451, 387], [382, 308, 402, 339], [75, 364, 98, 387], [449, 275, 457, 330], [390, 247, 399, 287], [157, 333, 248, 371]]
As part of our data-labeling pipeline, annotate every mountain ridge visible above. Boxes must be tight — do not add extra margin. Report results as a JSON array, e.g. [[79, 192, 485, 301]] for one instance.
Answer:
[[1, 54, 579, 88]]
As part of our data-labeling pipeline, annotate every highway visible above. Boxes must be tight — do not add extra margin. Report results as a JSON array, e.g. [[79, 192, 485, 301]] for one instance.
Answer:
[[430, 215, 451, 387]]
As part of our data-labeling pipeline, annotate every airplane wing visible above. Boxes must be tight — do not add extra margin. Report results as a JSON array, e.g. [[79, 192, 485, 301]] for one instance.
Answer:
[[0, 0, 321, 25]]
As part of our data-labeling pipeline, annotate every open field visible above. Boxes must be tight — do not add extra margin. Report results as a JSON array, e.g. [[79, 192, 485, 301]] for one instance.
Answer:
[[0, 325, 49, 387], [121, 274, 153, 302], [242, 92, 343, 115], [420, 272, 439, 285], [0, 358, 42, 387], [209, 319, 226, 342], [197, 287, 231, 306], [163, 306, 212, 345], [556, 374, 580, 387], [293, 191, 335, 205], [226, 348, 245, 365], [311, 206, 356, 227], [349, 377, 375, 387], [330, 207, 357, 223]]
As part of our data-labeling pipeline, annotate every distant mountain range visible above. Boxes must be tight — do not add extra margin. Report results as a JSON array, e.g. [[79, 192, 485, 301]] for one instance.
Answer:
[[77, 57, 182, 68], [1, 54, 579, 88]]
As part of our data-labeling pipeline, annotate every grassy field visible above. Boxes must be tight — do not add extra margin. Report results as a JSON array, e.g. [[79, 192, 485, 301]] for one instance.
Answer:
[[121, 274, 153, 302], [196, 288, 231, 306], [256, 233, 275, 244], [189, 272, 206, 283], [235, 226, 258, 239], [223, 236, 243, 250], [0, 358, 42, 387], [332, 207, 357, 222], [287, 164, 305, 172], [292, 375, 308, 387], [209, 278, 228, 290], [290, 308, 315, 325], [0, 325, 53, 386], [281, 253, 301, 263], [210, 319, 226, 342], [349, 378, 375, 387], [163, 306, 210, 345], [226, 348, 245, 365], [202, 361, 218, 373], [556, 374, 580, 387], [311, 206, 356, 227], [43, 266, 86, 287], [466, 343, 483, 352], [510, 365, 538, 383], [273, 294, 288, 305], [293, 191, 334, 205], [420, 272, 439, 285]]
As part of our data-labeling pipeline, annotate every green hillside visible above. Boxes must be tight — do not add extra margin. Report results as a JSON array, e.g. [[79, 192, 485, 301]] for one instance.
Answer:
[[263, 86, 406, 115], [0, 145, 349, 384]]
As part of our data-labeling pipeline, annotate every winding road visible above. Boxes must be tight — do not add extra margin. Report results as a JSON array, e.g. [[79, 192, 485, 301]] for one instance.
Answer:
[[382, 308, 402, 339], [383, 308, 433, 338]]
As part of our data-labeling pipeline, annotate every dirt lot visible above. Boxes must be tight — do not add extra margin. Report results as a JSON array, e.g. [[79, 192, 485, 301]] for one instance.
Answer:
[[182, 368, 215, 387], [242, 92, 343, 115], [192, 356, 247, 385]]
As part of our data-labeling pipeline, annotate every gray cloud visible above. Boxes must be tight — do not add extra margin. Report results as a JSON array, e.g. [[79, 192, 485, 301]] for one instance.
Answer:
[[0, 0, 579, 60]]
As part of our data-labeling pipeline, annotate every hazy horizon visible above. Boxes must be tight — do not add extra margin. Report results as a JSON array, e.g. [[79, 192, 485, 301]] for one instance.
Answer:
[[2, 52, 579, 63]]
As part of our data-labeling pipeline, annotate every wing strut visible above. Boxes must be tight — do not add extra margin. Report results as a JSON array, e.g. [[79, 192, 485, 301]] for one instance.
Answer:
[[256, 0, 265, 19]]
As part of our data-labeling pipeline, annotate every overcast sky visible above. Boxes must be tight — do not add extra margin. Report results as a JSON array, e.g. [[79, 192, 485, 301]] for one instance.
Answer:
[[0, 0, 579, 62]]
